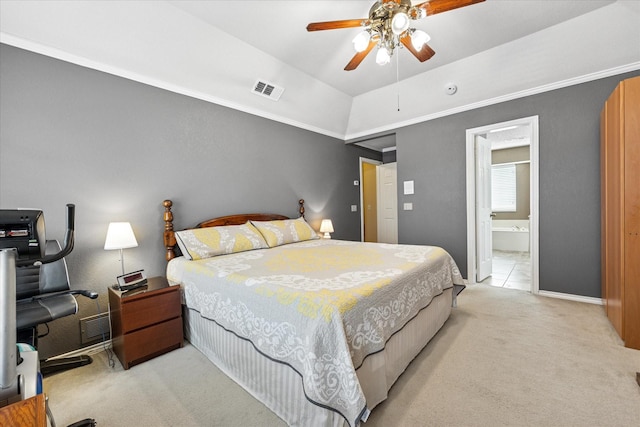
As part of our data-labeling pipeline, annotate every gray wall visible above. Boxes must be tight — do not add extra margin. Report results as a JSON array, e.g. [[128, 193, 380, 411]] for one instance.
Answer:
[[2, 41, 639, 357], [382, 150, 397, 164], [396, 69, 640, 298], [0, 44, 379, 357]]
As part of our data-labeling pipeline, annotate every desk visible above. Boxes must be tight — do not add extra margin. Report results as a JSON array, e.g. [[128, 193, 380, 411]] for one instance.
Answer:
[[0, 394, 46, 427]]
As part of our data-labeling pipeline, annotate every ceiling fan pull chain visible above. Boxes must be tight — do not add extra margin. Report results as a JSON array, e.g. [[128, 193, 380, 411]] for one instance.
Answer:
[[396, 47, 401, 112]]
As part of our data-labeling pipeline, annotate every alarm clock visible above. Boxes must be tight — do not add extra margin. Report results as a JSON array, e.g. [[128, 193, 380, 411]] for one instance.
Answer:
[[116, 269, 148, 291]]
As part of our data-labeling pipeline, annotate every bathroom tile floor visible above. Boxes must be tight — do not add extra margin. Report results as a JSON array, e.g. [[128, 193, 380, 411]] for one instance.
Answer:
[[480, 250, 531, 291]]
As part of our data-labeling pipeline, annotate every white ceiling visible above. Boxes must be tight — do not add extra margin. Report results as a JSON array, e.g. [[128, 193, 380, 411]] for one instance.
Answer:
[[487, 125, 530, 151], [1, 1, 639, 146], [168, 0, 612, 97]]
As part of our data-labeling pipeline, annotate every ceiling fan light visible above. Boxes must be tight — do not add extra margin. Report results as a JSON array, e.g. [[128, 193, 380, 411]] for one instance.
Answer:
[[391, 12, 410, 35], [411, 30, 430, 50], [352, 31, 371, 52], [376, 48, 391, 65]]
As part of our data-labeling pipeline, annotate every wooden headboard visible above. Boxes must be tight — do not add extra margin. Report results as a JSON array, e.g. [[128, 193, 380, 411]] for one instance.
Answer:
[[162, 199, 306, 261]]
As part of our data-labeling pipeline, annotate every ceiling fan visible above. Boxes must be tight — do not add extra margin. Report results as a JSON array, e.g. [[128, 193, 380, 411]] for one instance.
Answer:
[[306, 0, 485, 71]]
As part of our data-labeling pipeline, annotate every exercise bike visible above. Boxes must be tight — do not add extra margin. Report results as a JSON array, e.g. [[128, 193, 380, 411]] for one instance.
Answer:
[[1, 204, 96, 426]]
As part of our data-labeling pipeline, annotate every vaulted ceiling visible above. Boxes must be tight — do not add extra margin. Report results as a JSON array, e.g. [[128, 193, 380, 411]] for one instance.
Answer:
[[1, 1, 639, 145]]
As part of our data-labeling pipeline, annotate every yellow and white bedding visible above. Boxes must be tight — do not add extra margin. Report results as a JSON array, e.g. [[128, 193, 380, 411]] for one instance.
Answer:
[[167, 239, 464, 426]]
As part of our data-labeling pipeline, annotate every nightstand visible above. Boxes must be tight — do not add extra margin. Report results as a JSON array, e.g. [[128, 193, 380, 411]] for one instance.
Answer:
[[108, 276, 183, 369]]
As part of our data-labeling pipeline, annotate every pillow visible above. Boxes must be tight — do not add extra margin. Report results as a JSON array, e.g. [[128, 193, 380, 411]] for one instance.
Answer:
[[175, 221, 268, 260], [251, 217, 319, 248]]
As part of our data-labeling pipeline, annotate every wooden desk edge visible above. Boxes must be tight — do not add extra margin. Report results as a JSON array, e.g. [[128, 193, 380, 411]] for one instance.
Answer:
[[0, 394, 46, 427]]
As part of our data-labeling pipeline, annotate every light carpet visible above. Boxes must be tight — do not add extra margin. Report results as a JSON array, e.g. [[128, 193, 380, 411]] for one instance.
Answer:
[[44, 284, 640, 426]]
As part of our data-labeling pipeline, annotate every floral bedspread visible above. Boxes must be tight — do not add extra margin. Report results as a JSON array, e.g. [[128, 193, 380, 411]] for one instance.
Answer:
[[167, 239, 464, 426]]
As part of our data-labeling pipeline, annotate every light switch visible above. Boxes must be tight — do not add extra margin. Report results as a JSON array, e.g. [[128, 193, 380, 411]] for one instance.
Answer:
[[403, 181, 414, 195], [351, 205, 358, 212], [403, 203, 413, 211]]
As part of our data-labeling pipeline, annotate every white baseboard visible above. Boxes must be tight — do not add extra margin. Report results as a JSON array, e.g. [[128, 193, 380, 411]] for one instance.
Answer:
[[465, 279, 603, 305], [46, 339, 112, 360], [537, 290, 603, 305]]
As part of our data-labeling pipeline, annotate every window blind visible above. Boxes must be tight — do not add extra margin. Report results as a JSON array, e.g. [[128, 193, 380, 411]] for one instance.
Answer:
[[492, 164, 517, 212]]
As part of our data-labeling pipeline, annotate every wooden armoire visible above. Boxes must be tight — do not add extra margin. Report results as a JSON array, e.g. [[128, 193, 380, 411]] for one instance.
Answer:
[[601, 76, 640, 350]]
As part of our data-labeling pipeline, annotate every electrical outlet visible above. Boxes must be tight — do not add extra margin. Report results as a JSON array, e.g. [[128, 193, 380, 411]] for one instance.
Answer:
[[351, 205, 358, 212]]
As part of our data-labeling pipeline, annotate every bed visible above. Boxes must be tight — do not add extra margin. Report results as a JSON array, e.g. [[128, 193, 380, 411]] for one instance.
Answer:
[[162, 199, 465, 427]]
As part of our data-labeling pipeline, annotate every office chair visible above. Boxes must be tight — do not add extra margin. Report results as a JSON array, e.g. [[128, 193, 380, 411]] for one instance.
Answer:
[[16, 240, 98, 375]]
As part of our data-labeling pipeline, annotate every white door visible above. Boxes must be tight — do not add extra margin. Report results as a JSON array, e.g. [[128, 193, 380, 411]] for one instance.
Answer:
[[476, 135, 493, 281], [377, 163, 398, 244]]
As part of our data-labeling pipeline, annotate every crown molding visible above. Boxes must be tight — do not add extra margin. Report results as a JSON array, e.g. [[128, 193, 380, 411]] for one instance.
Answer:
[[3, 33, 638, 142], [343, 62, 640, 140]]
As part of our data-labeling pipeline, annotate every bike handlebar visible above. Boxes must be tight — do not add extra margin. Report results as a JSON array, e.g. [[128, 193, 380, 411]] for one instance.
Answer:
[[17, 204, 75, 267]]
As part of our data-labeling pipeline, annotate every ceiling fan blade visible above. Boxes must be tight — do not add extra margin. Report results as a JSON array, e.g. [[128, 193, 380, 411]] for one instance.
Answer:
[[414, 0, 485, 16], [400, 35, 436, 62], [306, 19, 368, 31], [344, 40, 377, 71]]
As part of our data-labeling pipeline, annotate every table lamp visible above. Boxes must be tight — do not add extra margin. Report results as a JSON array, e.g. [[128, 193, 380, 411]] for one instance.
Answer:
[[319, 219, 334, 239], [104, 222, 138, 275]]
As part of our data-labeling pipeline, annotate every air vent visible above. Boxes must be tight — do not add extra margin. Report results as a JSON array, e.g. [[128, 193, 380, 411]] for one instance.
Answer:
[[252, 80, 284, 101], [80, 312, 110, 344]]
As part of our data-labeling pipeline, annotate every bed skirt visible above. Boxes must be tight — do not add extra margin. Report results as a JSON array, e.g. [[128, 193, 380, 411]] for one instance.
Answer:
[[183, 287, 453, 427]]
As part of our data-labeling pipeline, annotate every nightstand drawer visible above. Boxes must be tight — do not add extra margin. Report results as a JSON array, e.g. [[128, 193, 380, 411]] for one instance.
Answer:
[[120, 287, 181, 333], [121, 317, 183, 368]]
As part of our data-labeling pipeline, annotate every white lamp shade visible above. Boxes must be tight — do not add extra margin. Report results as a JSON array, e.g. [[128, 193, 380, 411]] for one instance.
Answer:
[[352, 31, 371, 52], [320, 219, 334, 239], [319, 219, 334, 233], [411, 30, 430, 50], [376, 48, 391, 65], [104, 222, 138, 250], [391, 12, 410, 35]]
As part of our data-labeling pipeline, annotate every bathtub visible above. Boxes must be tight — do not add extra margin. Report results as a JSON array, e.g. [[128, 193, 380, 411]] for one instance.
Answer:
[[492, 219, 530, 252]]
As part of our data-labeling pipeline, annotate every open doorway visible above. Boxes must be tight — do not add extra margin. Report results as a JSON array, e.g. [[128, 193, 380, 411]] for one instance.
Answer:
[[465, 116, 540, 293], [359, 157, 398, 243], [360, 158, 381, 242]]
